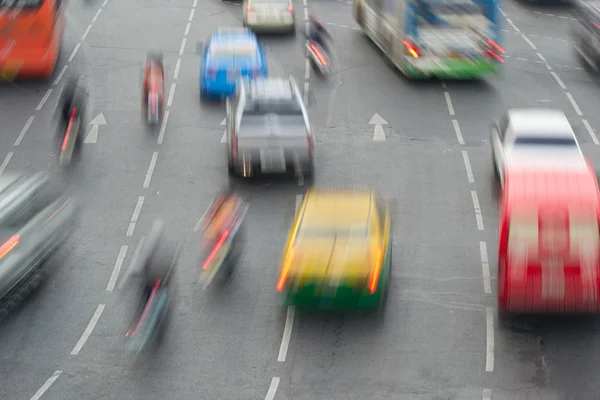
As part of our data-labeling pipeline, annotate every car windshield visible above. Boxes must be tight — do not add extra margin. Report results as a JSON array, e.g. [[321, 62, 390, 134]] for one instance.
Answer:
[[210, 40, 257, 56], [243, 100, 302, 115], [239, 114, 306, 136], [514, 137, 577, 146]]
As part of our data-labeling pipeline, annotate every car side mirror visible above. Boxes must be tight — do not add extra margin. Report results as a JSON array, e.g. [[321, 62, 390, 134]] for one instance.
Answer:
[[196, 41, 204, 54]]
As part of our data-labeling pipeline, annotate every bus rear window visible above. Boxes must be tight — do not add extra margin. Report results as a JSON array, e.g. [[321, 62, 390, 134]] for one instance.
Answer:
[[0, 0, 42, 8]]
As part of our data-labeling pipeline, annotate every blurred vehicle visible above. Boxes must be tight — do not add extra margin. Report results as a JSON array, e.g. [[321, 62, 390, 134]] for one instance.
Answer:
[[125, 219, 178, 353], [571, 1, 600, 71], [354, 0, 504, 80], [305, 14, 333, 77], [276, 188, 392, 310], [0, 172, 76, 318], [243, 0, 296, 34], [225, 75, 315, 178], [498, 165, 600, 316], [491, 109, 584, 188], [142, 51, 165, 127], [198, 28, 268, 99], [56, 77, 88, 166], [0, 0, 67, 81], [197, 191, 248, 289]]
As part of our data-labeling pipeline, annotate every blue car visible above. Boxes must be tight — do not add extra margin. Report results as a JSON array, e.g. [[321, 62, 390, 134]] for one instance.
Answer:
[[199, 28, 268, 99]]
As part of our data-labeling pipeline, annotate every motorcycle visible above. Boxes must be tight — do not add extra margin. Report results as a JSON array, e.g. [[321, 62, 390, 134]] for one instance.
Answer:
[[124, 219, 179, 354], [306, 40, 332, 77], [58, 106, 83, 166], [198, 195, 248, 289], [145, 81, 163, 127]]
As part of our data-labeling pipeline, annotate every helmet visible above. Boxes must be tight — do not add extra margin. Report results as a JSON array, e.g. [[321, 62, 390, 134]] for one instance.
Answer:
[[147, 50, 164, 64]]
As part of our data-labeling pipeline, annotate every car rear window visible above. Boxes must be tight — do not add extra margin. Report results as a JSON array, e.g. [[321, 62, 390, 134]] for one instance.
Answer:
[[239, 114, 305, 136], [243, 99, 301, 114], [210, 40, 257, 56], [514, 137, 577, 146]]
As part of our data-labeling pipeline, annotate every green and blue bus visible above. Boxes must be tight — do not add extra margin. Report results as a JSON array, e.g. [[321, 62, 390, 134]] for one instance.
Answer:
[[354, 0, 504, 79]]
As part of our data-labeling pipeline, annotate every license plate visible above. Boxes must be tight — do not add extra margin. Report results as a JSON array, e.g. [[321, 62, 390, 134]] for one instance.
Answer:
[[260, 148, 286, 173], [0, 59, 22, 81]]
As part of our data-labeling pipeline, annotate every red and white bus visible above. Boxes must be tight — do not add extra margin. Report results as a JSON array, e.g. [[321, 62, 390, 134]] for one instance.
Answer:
[[498, 164, 600, 315]]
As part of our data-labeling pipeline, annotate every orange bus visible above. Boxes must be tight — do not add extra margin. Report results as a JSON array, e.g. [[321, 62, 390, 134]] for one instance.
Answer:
[[0, 0, 67, 81], [498, 164, 600, 315]]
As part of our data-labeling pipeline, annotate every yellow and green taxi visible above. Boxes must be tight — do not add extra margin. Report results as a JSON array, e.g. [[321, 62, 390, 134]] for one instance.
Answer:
[[276, 187, 392, 310]]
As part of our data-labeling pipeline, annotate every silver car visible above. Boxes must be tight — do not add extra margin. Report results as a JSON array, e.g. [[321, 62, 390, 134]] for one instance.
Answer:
[[225, 75, 315, 179], [490, 108, 585, 187], [571, 1, 600, 71], [243, 0, 295, 34]]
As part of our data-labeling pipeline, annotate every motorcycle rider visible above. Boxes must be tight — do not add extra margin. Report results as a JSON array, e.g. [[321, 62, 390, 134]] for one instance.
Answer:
[[56, 76, 87, 141], [142, 50, 165, 118], [128, 220, 175, 331], [307, 12, 333, 54]]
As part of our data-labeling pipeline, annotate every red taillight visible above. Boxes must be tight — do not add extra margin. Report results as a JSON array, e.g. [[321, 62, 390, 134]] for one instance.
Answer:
[[368, 247, 383, 294], [277, 248, 295, 292], [288, 4, 293, 11], [126, 279, 161, 338], [203, 229, 230, 270], [231, 130, 238, 161], [487, 40, 505, 55], [403, 40, 419, 58], [307, 134, 314, 159], [487, 49, 504, 63], [309, 43, 328, 66], [62, 107, 77, 151], [0, 234, 19, 260], [150, 82, 156, 114], [246, 5, 252, 12]]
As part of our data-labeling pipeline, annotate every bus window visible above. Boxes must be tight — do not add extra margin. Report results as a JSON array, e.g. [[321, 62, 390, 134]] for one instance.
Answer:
[[570, 219, 600, 261], [508, 219, 538, 263]]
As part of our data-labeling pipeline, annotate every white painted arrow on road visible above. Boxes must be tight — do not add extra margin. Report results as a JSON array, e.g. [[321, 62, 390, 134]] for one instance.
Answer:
[[370, 113, 387, 141], [84, 113, 107, 143], [220, 118, 227, 143]]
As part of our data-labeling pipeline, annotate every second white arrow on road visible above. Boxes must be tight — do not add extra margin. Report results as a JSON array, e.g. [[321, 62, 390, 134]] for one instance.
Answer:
[[84, 113, 107, 144], [370, 113, 387, 141]]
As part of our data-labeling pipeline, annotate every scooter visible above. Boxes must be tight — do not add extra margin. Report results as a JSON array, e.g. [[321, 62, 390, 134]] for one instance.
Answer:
[[198, 196, 248, 289], [146, 81, 163, 127], [306, 40, 332, 77], [124, 220, 179, 354], [58, 107, 83, 166]]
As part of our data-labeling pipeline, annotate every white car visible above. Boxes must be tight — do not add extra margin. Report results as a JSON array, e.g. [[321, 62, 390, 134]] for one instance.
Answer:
[[243, 0, 295, 34], [491, 108, 586, 186]]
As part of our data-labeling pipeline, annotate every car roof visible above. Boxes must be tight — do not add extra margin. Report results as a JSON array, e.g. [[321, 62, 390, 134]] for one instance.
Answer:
[[505, 167, 600, 213], [507, 108, 574, 138], [299, 188, 374, 230]]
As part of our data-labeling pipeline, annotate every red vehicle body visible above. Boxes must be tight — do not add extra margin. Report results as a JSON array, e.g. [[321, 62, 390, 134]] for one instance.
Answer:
[[498, 164, 600, 314]]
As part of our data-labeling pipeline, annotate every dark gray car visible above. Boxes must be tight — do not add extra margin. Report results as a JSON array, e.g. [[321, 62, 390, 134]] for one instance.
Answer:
[[572, 1, 600, 70], [225, 75, 315, 179], [0, 172, 76, 318]]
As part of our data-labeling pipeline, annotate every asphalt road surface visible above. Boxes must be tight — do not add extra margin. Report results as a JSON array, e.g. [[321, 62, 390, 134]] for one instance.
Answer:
[[1, 0, 600, 399]]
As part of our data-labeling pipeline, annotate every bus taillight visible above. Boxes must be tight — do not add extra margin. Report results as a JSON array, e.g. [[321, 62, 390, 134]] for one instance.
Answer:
[[403, 40, 419, 58]]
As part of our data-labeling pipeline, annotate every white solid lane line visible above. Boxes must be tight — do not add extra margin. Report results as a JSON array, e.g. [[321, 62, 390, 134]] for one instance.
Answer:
[[143, 152, 159, 188], [30, 370, 62, 400], [461, 150, 474, 183], [92, 8, 102, 23], [70, 304, 105, 355], [551, 71, 566, 89], [126, 196, 145, 236], [14, 116, 35, 146], [106, 245, 128, 292], [485, 307, 494, 372], [264, 377, 280, 400], [278, 306, 295, 362], [0, 152, 13, 177], [480, 241, 492, 294], [471, 190, 484, 231]]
